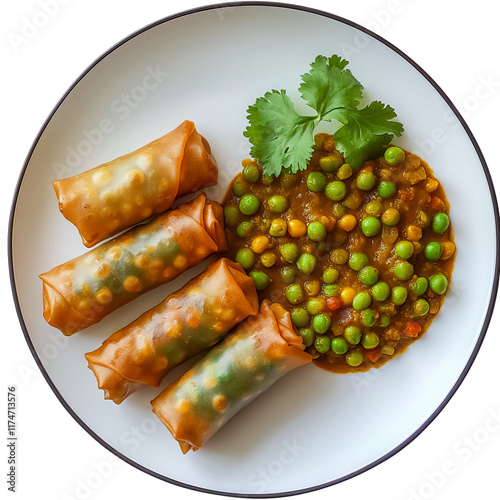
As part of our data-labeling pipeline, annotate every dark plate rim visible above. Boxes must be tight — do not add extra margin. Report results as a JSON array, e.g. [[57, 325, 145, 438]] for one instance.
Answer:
[[8, 1, 500, 498]]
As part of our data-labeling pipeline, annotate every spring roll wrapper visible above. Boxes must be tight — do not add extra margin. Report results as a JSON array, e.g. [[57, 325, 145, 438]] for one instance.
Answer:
[[151, 300, 313, 454], [85, 258, 259, 404], [53, 120, 218, 247], [39, 194, 226, 336]]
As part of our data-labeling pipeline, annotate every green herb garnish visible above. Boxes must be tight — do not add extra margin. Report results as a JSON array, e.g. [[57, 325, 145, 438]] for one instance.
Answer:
[[244, 55, 404, 176]]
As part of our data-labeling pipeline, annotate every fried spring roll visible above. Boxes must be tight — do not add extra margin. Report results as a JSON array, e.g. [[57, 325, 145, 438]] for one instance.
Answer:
[[84, 258, 259, 404], [151, 300, 312, 454], [39, 194, 226, 336], [53, 120, 218, 247]]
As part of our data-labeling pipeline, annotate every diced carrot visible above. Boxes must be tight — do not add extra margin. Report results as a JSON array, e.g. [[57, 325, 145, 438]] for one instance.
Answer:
[[326, 296, 341, 311], [430, 196, 446, 211], [404, 320, 422, 338], [365, 347, 382, 363]]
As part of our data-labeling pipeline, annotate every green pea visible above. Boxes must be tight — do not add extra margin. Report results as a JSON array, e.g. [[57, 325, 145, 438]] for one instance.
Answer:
[[381, 208, 400, 226], [314, 335, 331, 353], [349, 252, 369, 271], [337, 163, 353, 179], [379, 314, 390, 327], [281, 266, 296, 284], [394, 261, 414, 281], [249, 271, 270, 291], [332, 203, 347, 218], [235, 248, 255, 270], [236, 221, 253, 238], [261, 174, 274, 186], [424, 242, 442, 261], [291, 307, 311, 328], [432, 213, 450, 234], [299, 328, 314, 347], [346, 350, 364, 367], [319, 155, 343, 172], [371, 281, 390, 301], [410, 276, 428, 296], [307, 221, 327, 241], [260, 252, 276, 268], [361, 216, 382, 237], [312, 313, 331, 334], [365, 201, 383, 217], [352, 292, 372, 311], [413, 298, 430, 317], [296, 253, 317, 274], [242, 164, 260, 183], [356, 171, 377, 191], [323, 284, 340, 296], [269, 219, 287, 237], [232, 180, 246, 197], [330, 248, 349, 265], [362, 332, 379, 349], [322, 267, 339, 284], [307, 297, 326, 315], [280, 243, 299, 263], [395, 240, 414, 259], [267, 195, 288, 213], [325, 181, 347, 201], [429, 273, 448, 295], [344, 326, 362, 345], [306, 171, 327, 192], [279, 170, 299, 188], [285, 284, 304, 305], [378, 180, 397, 198], [392, 286, 408, 305], [331, 337, 348, 355], [361, 309, 376, 327], [239, 194, 260, 216], [384, 146, 405, 166], [223, 206, 239, 227], [359, 266, 379, 286]]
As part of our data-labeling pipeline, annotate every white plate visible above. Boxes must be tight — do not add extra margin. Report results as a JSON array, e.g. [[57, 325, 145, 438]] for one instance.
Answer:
[[8, 3, 499, 497]]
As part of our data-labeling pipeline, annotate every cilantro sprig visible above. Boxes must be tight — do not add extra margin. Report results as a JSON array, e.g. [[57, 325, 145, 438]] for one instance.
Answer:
[[244, 55, 404, 176]]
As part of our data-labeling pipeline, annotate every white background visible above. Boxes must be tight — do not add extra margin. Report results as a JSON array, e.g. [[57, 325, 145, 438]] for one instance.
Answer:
[[2, 1, 499, 499]]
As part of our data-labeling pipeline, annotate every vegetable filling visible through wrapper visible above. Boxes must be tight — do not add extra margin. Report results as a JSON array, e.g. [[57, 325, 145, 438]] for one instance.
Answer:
[[39, 194, 226, 336], [53, 120, 218, 247], [151, 300, 312, 454], [85, 258, 259, 404]]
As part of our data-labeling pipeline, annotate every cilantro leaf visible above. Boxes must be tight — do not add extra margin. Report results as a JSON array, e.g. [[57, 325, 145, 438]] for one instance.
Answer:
[[243, 55, 405, 176], [331, 101, 404, 166], [244, 90, 317, 176], [299, 55, 363, 117]]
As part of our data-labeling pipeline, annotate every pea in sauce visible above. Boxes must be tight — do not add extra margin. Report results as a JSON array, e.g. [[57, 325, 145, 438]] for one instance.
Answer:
[[222, 133, 455, 374]]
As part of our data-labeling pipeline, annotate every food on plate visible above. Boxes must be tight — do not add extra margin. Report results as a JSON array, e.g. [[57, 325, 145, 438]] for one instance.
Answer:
[[151, 299, 312, 453], [39, 194, 226, 336], [222, 54, 454, 374], [85, 258, 259, 404], [222, 138, 455, 373], [53, 120, 218, 247]]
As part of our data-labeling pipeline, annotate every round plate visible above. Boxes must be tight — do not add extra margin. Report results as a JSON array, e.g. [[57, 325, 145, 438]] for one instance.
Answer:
[[9, 2, 499, 497]]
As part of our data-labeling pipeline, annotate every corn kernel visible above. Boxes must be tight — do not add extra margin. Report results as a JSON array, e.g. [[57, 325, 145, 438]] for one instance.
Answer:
[[251, 235, 270, 254], [287, 219, 307, 237], [337, 214, 357, 232], [341, 286, 356, 306], [406, 225, 422, 241], [440, 241, 456, 260]]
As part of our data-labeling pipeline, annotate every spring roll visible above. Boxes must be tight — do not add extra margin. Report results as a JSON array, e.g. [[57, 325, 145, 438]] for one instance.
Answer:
[[53, 120, 218, 247], [39, 194, 226, 336], [85, 258, 259, 404], [151, 300, 312, 454]]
